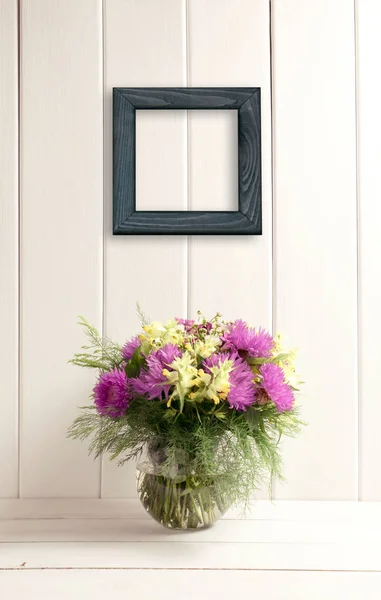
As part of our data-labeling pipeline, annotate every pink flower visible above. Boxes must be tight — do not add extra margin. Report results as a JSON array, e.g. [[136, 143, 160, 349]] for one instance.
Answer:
[[222, 320, 274, 358], [228, 354, 257, 411], [94, 369, 130, 417], [176, 318, 195, 332], [202, 353, 228, 371], [259, 363, 294, 412], [131, 345, 181, 400], [175, 318, 212, 334], [203, 352, 256, 411], [122, 336, 141, 361], [154, 344, 182, 367]]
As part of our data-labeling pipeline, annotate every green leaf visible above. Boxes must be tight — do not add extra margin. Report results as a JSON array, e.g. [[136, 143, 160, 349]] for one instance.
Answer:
[[125, 348, 145, 378], [215, 412, 227, 420], [248, 354, 291, 366], [271, 353, 290, 363], [244, 407, 260, 429], [247, 357, 269, 365], [125, 362, 138, 378], [163, 408, 177, 420]]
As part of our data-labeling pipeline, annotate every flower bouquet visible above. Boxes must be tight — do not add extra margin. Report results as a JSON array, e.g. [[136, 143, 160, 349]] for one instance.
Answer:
[[68, 311, 303, 530]]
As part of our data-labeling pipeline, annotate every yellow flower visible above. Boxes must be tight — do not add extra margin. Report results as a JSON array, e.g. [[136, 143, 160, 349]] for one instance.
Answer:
[[162, 350, 234, 409], [203, 360, 232, 404], [281, 355, 302, 389], [194, 335, 222, 358], [272, 333, 283, 355], [272, 337, 302, 389], [163, 352, 199, 407], [142, 319, 184, 348], [195, 369, 211, 385]]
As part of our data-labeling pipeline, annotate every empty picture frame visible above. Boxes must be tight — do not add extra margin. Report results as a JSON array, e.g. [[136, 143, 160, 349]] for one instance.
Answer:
[[113, 87, 262, 235]]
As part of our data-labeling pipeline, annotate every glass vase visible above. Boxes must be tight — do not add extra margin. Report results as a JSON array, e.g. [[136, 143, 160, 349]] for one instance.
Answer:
[[136, 441, 229, 530]]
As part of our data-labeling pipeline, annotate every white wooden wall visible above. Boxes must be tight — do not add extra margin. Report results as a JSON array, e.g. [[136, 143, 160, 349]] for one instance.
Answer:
[[1, 0, 380, 502]]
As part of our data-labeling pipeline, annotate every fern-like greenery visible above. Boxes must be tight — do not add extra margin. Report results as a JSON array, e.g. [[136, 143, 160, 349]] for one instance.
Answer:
[[69, 316, 123, 372]]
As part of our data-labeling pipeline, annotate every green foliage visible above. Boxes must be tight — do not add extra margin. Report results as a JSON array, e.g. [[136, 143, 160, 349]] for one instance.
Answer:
[[69, 316, 123, 372], [136, 302, 150, 327], [125, 348, 146, 378], [68, 315, 305, 513], [68, 394, 303, 509]]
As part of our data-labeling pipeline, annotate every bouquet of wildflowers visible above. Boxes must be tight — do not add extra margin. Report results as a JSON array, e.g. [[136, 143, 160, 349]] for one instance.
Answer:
[[69, 311, 303, 529]]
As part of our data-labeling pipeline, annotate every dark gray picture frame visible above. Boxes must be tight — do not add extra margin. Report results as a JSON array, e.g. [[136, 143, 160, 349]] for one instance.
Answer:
[[113, 87, 262, 235]]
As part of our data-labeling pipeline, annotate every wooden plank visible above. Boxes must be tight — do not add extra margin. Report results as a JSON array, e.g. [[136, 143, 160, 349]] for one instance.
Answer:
[[19, 0, 103, 496], [1, 539, 381, 571], [187, 0, 272, 324], [102, 0, 188, 497], [0, 499, 148, 520], [187, 0, 272, 499], [272, 0, 357, 499], [188, 110, 238, 212], [136, 110, 188, 211], [0, 0, 18, 498], [3, 499, 381, 521], [357, 1, 381, 499], [3, 516, 381, 544], [1, 571, 380, 600]]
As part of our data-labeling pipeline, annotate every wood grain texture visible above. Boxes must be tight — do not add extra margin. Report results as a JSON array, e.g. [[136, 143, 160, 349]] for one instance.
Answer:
[[20, 0, 103, 497], [114, 211, 257, 235], [113, 88, 261, 234], [116, 87, 256, 109], [357, 0, 381, 500], [238, 91, 261, 227], [0, 570, 380, 600], [272, 0, 357, 499], [0, 0, 18, 498], [102, 0, 188, 497], [113, 90, 135, 227]]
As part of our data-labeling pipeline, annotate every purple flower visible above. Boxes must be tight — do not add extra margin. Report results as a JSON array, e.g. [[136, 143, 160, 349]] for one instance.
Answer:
[[203, 353, 228, 371], [131, 355, 169, 400], [155, 344, 182, 367], [93, 368, 130, 417], [176, 318, 195, 332], [222, 320, 274, 358], [198, 321, 213, 333], [122, 336, 141, 361], [203, 352, 256, 411], [227, 354, 256, 411], [131, 344, 182, 400], [259, 363, 294, 412]]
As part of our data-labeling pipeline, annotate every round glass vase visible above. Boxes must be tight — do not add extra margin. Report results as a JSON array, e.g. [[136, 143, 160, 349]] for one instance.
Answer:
[[136, 442, 229, 530]]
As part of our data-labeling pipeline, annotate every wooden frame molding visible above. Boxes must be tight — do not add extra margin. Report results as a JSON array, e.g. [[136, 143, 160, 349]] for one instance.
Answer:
[[113, 87, 262, 235]]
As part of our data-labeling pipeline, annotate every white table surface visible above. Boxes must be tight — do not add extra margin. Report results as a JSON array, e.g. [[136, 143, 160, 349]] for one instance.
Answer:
[[1, 500, 381, 598]]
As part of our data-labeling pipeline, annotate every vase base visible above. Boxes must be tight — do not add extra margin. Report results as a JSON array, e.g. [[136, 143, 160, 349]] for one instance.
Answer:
[[137, 469, 228, 531]]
